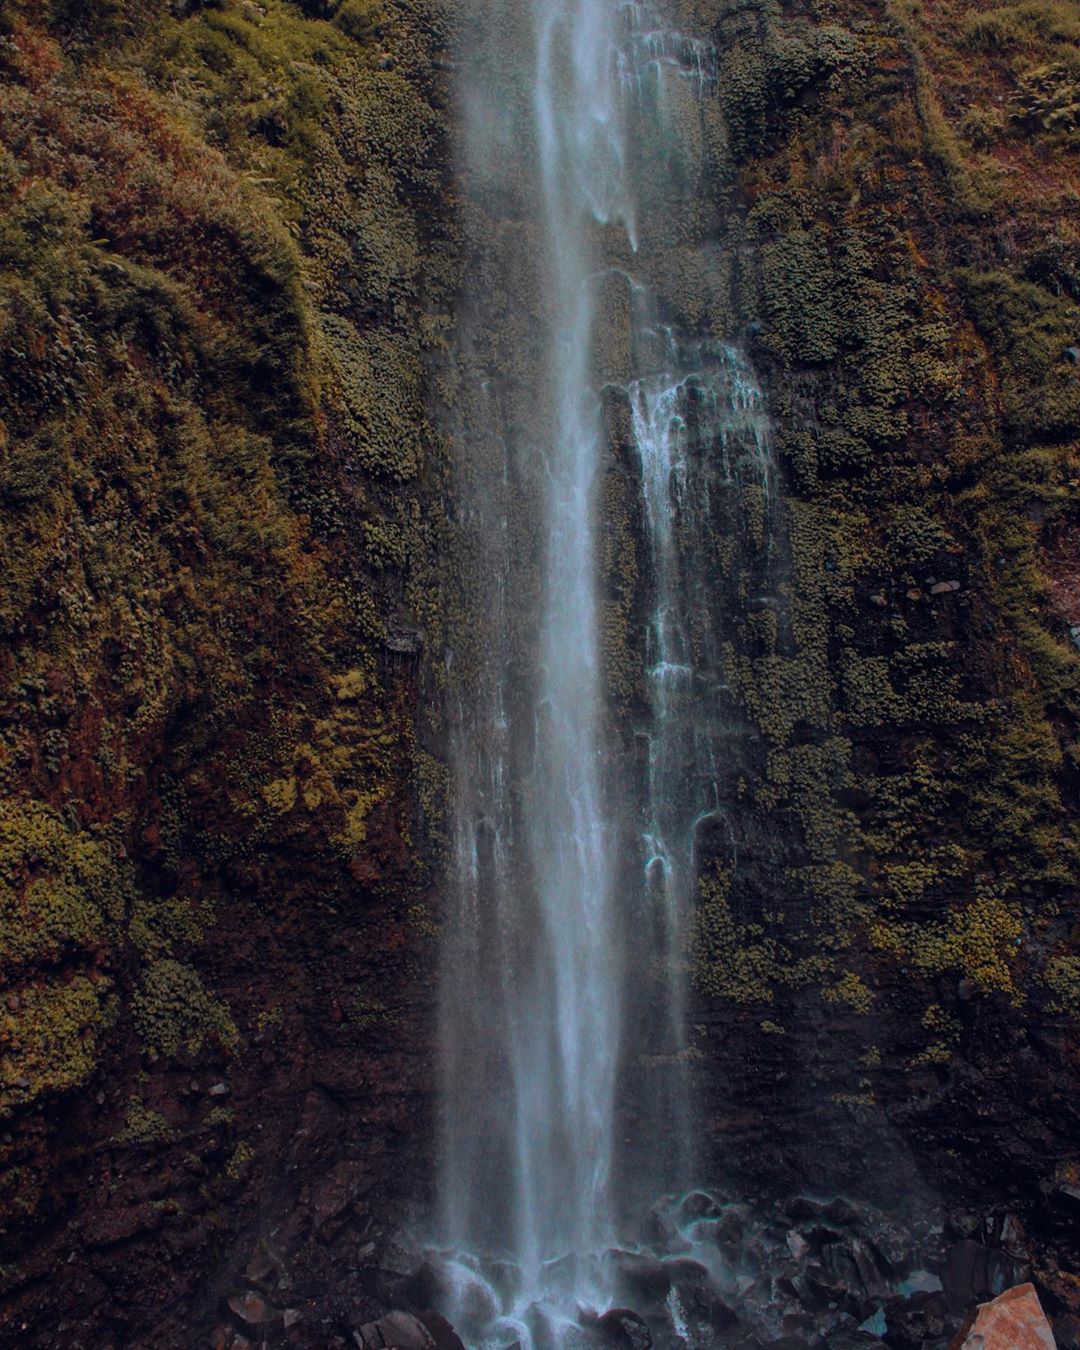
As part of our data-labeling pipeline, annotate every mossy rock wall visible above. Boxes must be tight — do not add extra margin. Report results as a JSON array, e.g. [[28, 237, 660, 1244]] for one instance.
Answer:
[[663, 0, 1080, 1234], [0, 0, 455, 1340]]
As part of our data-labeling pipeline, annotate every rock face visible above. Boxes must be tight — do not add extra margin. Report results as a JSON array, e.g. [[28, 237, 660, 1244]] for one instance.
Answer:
[[950, 1283, 1056, 1350], [0, 0, 1079, 1344]]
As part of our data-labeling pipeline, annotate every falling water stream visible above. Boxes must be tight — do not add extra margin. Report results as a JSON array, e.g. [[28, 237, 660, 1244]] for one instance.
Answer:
[[435, 0, 773, 1344]]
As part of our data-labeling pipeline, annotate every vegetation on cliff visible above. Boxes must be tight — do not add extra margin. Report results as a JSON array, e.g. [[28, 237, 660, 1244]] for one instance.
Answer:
[[675, 0, 1080, 1197], [0, 0, 451, 1333]]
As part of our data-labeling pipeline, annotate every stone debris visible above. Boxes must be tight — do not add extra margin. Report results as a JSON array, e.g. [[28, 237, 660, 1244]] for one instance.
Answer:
[[949, 1281, 1055, 1349], [354, 1310, 435, 1350], [227, 1290, 276, 1326]]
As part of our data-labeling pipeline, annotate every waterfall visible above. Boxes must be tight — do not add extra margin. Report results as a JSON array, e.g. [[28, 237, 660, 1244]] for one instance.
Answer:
[[435, 0, 773, 1340]]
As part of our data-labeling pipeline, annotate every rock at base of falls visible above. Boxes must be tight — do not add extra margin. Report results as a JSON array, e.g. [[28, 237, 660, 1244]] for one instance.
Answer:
[[948, 1282, 1056, 1350]]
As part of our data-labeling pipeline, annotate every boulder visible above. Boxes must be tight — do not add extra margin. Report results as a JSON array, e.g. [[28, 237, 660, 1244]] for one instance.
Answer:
[[416, 1310, 468, 1350], [355, 1311, 436, 1350], [311, 1159, 370, 1227], [949, 1283, 1055, 1350], [607, 1250, 672, 1304], [942, 1240, 1018, 1314], [595, 1307, 652, 1350], [227, 1291, 279, 1327]]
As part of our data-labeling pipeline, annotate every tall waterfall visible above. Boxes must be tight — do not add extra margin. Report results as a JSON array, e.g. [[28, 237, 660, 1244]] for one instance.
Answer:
[[436, 0, 773, 1340]]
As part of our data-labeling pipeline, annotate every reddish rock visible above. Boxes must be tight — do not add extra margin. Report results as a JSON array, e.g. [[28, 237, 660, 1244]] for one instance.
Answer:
[[949, 1282, 1055, 1349], [227, 1291, 277, 1326], [311, 1158, 371, 1226]]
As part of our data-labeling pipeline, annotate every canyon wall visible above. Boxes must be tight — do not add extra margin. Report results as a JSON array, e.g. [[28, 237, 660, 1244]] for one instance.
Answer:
[[1, 0, 1079, 1344]]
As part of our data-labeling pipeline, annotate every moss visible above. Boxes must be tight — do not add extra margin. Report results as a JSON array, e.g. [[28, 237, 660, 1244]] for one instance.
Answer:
[[0, 975, 117, 1115], [1043, 955, 1080, 1015], [132, 959, 237, 1059], [225, 1139, 254, 1180], [692, 867, 774, 1005], [871, 893, 1023, 1000], [960, 3, 1080, 54], [116, 1097, 173, 1146], [956, 268, 1080, 435], [823, 970, 874, 1014], [0, 800, 130, 970]]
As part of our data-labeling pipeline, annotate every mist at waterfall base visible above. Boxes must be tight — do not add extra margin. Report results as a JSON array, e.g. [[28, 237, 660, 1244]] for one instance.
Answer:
[[418, 3, 939, 1349]]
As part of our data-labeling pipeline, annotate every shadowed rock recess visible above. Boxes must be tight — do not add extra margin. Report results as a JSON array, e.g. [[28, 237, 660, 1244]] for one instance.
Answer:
[[1, 0, 1079, 1346]]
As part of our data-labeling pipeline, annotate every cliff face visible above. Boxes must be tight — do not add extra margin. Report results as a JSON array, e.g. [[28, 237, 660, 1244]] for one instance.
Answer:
[[678, 0, 1080, 1232], [1, 0, 1079, 1345], [0, 0, 454, 1341], [652, 0, 1080, 1321]]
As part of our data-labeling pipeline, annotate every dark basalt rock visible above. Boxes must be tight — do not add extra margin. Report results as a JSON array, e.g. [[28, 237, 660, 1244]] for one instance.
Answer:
[[415, 1309, 468, 1350], [941, 1239, 1020, 1315], [590, 1307, 653, 1350]]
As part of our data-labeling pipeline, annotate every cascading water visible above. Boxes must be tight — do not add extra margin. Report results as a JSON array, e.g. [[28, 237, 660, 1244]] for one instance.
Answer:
[[435, 0, 774, 1343], [623, 310, 772, 1181]]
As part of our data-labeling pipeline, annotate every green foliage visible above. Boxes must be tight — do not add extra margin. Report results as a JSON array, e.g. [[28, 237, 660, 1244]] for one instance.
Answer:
[[823, 970, 874, 1014], [1009, 63, 1080, 133], [717, 8, 866, 162], [116, 1097, 173, 1146], [0, 800, 130, 969], [871, 893, 1023, 999], [1044, 955, 1080, 1015], [956, 268, 1080, 434], [691, 867, 779, 1005], [0, 976, 117, 1115], [132, 959, 237, 1059], [960, 2, 1080, 53]]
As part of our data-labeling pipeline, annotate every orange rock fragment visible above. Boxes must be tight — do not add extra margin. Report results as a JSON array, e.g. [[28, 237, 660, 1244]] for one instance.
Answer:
[[949, 1282, 1056, 1349]]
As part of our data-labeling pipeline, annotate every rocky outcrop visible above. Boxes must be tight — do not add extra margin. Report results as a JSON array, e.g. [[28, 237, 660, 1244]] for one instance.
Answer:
[[0, 0, 454, 1342]]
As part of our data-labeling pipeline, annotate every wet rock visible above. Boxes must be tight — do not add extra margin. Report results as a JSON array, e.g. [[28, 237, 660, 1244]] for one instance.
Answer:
[[942, 1240, 1019, 1314], [850, 1239, 887, 1298], [786, 1197, 825, 1223], [930, 580, 961, 595], [886, 1290, 950, 1347], [641, 1206, 690, 1255], [667, 1260, 737, 1331], [1055, 1312, 1080, 1349], [778, 1310, 826, 1345], [595, 1307, 652, 1350], [355, 1310, 436, 1350], [997, 1213, 1029, 1263], [607, 1250, 672, 1304], [244, 1241, 281, 1287], [946, 1212, 982, 1241], [677, 1192, 723, 1223], [949, 1282, 1055, 1349], [824, 1199, 861, 1227], [416, 1310, 467, 1350], [227, 1290, 279, 1326], [311, 1160, 370, 1227], [786, 1231, 809, 1262]]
